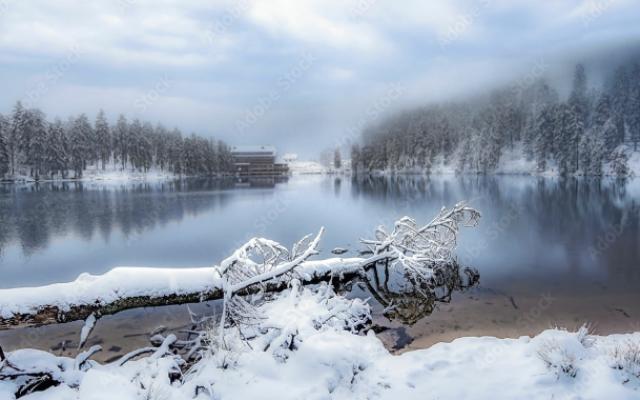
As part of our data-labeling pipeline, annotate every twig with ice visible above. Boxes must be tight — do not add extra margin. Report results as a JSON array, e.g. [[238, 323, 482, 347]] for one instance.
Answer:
[[78, 313, 97, 350]]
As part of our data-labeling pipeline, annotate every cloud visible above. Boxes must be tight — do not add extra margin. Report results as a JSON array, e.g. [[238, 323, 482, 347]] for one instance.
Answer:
[[246, 0, 389, 53], [0, 0, 228, 67], [0, 0, 639, 157]]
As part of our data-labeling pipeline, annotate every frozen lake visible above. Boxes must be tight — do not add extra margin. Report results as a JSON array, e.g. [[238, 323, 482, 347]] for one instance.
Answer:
[[1, 175, 639, 355]]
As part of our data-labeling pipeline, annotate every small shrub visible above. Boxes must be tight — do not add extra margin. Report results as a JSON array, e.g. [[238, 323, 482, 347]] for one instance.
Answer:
[[537, 340, 578, 378], [611, 340, 640, 379]]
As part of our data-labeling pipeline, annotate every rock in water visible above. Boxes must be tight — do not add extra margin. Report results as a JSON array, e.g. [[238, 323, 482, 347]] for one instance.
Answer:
[[331, 247, 348, 255]]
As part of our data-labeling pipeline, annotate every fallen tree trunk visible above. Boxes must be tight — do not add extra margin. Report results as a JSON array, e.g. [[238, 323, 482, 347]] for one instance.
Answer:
[[0, 203, 480, 331], [0, 258, 368, 330]]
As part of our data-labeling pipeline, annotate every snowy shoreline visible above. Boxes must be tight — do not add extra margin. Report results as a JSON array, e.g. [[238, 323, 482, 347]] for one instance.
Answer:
[[2, 292, 639, 399], [1, 205, 638, 399]]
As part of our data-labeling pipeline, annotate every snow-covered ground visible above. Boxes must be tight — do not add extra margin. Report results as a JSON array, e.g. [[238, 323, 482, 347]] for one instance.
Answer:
[[3, 164, 178, 183], [2, 286, 639, 400], [366, 146, 640, 177], [287, 160, 328, 175]]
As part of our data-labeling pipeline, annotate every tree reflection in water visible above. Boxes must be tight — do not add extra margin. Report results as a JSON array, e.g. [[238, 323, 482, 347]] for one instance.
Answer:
[[361, 261, 479, 325], [0, 177, 287, 258]]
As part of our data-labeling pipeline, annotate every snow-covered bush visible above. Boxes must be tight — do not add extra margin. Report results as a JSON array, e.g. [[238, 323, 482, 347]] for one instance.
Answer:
[[536, 325, 593, 378], [610, 340, 640, 380]]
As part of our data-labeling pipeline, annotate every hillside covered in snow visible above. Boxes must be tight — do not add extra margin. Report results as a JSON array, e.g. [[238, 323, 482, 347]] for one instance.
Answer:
[[352, 58, 640, 178]]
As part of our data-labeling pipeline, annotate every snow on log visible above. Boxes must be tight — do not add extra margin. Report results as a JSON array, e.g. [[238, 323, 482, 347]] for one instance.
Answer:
[[0, 202, 480, 331], [0, 258, 367, 330]]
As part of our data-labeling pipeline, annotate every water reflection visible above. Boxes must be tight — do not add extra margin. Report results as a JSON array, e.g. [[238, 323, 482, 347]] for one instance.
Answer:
[[1, 175, 638, 293], [361, 263, 479, 325], [350, 175, 640, 287], [0, 178, 287, 258], [1, 174, 639, 355]]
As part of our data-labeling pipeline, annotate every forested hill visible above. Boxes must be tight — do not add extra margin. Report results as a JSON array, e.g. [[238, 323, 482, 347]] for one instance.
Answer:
[[351, 58, 640, 177], [0, 106, 234, 180]]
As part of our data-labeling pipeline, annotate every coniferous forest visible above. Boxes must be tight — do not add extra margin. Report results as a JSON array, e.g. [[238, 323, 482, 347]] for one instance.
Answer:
[[0, 106, 234, 180], [351, 59, 640, 177]]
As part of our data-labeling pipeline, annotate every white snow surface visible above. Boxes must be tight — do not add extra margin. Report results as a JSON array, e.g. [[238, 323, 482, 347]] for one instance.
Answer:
[[3, 286, 640, 400], [6, 163, 178, 183], [287, 160, 327, 175]]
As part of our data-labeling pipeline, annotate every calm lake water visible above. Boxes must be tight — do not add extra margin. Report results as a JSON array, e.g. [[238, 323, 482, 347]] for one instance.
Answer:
[[1, 175, 639, 357]]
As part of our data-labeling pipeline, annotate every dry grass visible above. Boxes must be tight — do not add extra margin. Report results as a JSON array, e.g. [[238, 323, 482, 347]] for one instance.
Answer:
[[611, 340, 640, 379], [537, 340, 578, 378]]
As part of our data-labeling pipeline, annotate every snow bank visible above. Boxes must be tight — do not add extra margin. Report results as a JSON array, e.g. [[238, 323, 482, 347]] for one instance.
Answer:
[[287, 161, 327, 175], [3, 285, 639, 400]]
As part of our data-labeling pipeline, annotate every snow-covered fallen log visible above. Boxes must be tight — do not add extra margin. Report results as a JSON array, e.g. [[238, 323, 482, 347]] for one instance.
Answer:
[[0, 202, 490, 398], [0, 202, 480, 331], [0, 258, 366, 330]]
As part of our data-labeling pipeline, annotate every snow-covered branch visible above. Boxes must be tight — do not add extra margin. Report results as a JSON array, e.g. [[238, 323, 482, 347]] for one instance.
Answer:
[[0, 203, 484, 398], [0, 203, 479, 331]]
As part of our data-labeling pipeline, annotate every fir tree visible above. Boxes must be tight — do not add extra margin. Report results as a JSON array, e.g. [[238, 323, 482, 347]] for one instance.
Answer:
[[46, 119, 69, 178], [95, 110, 111, 170], [0, 115, 9, 177], [69, 114, 93, 178], [8, 101, 25, 176]]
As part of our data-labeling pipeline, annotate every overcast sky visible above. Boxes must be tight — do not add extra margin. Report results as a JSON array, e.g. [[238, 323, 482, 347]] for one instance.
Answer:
[[0, 0, 639, 158]]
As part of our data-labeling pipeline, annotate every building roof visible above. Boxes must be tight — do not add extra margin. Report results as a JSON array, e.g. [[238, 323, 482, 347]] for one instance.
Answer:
[[231, 145, 276, 155]]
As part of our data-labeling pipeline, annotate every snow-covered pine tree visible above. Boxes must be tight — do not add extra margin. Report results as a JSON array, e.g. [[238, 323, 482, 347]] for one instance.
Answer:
[[626, 62, 640, 151], [21, 109, 48, 179], [69, 114, 93, 178], [153, 124, 169, 171], [113, 115, 129, 170], [567, 64, 589, 173], [168, 129, 184, 174], [45, 119, 69, 178], [568, 104, 584, 174], [456, 134, 473, 173], [95, 110, 111, 170], [139, 122, 154, 172], [128, 119, 143, 171], [610, 149, 629, 177], [569, 64, 589, 124], [610, 66, 629, 145], [534, 105, 555, 172], [7, 101, 25, 176], [0, 115, 9, 178]]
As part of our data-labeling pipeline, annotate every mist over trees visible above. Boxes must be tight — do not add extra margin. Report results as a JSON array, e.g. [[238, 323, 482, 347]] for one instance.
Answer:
[[0, 105, 234, 180], [352, 58, 640, 177]]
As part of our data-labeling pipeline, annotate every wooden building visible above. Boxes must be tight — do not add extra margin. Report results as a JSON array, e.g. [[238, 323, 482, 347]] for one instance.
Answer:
[[231, 146, 289, 177]]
